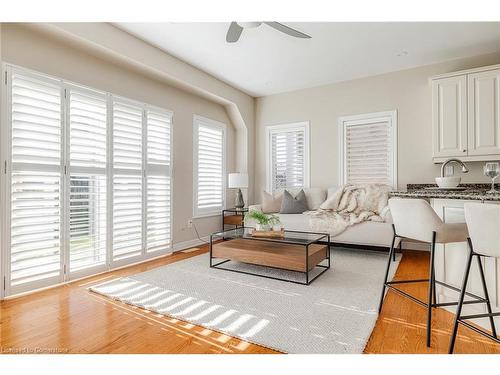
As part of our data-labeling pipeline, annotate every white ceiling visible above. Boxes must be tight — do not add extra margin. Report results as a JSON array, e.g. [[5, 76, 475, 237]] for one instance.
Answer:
[[115, 22, 500, 97]]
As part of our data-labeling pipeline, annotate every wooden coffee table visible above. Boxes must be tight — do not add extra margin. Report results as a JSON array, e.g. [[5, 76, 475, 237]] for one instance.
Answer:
[[209, 228, 331, 285]]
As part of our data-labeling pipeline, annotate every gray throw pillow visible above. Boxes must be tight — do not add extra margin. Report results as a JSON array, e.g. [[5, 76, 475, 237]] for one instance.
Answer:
[[280, 189, 308, 214]]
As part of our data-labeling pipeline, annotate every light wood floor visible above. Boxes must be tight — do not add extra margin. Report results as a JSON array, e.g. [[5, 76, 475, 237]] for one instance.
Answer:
[[1, 246, 499, 354], [365, 250, 500, 354]]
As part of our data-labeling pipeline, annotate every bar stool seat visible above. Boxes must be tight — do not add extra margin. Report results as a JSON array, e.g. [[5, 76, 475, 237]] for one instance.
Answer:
[[379, 198, 485, 348]]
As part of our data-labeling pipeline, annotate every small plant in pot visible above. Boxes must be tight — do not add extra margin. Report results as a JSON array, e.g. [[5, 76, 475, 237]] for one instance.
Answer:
[[245, 210, 281, 231]]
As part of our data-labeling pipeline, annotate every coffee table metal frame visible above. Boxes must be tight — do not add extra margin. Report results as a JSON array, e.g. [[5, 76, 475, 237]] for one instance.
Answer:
[[209, 227, 331, 285]]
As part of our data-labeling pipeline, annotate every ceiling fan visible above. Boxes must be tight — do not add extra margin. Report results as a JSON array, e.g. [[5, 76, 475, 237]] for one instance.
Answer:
[[226, 22, 311, 43]]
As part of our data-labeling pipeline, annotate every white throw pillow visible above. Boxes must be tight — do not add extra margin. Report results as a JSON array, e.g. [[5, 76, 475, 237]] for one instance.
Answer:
[[261, 191, 283, 213], [327, 186, 341, 199], [320, 188, 343, 210], [303, 188, 327, 210]]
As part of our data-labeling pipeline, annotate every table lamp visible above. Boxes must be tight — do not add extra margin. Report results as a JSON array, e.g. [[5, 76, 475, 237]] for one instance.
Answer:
[[228, 173, 248, 209]]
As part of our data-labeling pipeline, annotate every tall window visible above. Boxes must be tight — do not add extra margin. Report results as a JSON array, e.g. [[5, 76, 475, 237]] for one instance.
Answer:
[[2, 65, 173, 296], [266, 122, 310, 193], [193, 115, 226, 217], [9, 71, 63, 290], [68, 88, 107, 273], [339, 111, 397, 188], [146, 110, 172, 253], [112, 100, 144, 262]]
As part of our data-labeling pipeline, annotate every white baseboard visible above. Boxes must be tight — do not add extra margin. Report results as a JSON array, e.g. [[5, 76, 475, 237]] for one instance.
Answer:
[[401, 240, 429, 252], [172, 237, 209, 252]]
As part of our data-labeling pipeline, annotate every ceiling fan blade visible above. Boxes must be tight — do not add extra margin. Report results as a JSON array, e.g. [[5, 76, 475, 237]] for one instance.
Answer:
[[264, 22, 311, 39], [226, 22, 243, 43]]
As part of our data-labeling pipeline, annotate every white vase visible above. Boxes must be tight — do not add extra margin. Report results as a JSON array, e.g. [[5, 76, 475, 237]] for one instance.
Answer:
[[256, 223, 270, 231]]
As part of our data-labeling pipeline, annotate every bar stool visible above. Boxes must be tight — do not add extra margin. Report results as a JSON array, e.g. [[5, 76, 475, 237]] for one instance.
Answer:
[[449, 203, 499, 353], [379, 198, 486, 347]]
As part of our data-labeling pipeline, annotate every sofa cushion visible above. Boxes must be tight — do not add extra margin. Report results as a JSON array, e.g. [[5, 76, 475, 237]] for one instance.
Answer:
[[261, 191, 283, 213], [269, 213, 395, 247], [280, 189, 308, 214]]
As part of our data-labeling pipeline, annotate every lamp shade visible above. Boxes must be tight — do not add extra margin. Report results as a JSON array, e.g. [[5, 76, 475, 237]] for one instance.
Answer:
[[228, 173, 248, 188]]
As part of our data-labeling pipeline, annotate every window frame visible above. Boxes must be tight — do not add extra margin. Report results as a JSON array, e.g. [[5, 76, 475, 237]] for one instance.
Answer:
[[265, 121, 310, 194], [192, 115, 226, 218], [338, 110, 398, 189], [0, 63, 174, 297]]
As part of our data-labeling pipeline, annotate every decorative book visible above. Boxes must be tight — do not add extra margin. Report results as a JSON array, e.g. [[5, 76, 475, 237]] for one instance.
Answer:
[[250, 229, 285, 238]]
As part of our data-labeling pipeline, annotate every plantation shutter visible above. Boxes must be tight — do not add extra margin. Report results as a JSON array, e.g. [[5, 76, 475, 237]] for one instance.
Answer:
[[68, 88, 107, 272], [343, 118, 394, 186], [146, 110, 172, 252], [112, 101, 143, 261], [270, 126, 307, 193], [9, 72, 62, 288], [3, 65, 175, 297], [194, 117, 225, 216]]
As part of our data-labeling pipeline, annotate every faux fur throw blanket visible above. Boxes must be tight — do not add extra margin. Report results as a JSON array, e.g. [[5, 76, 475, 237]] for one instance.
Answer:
[[304, 184, 390, 236]]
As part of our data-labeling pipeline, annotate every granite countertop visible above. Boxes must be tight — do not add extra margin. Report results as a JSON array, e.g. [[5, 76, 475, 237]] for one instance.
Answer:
[[390, 183, 500, 201]]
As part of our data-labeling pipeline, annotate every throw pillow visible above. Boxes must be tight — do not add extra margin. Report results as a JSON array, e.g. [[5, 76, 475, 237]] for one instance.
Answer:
[[320, 187, 343, 210], [261, 191, 283, 213], [303, 188, 327, 210], [280, 189, 308, 214]]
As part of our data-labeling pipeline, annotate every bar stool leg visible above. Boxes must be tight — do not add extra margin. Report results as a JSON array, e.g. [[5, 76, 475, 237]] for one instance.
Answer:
[[426, 231, 437, 347], [432, 259, 437, 306], [476, 253, 497, 339], [449, 242, 474, 354], [378, 229, 397, 314]]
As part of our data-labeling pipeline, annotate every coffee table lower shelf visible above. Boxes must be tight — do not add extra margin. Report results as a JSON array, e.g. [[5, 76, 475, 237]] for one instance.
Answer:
[[210, 238, 330, 285]]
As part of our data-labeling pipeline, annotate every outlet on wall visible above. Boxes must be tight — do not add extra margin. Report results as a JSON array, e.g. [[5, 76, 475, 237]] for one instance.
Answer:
[[187, 219, 193, 228]]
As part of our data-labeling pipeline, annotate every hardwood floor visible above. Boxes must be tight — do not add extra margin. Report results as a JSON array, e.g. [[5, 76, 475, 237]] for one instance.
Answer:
[[1, 246, 499, 354], [365, 250, 500, 354]]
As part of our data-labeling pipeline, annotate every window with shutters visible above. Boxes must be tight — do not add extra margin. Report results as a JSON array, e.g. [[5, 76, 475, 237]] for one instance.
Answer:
[[8, 71, 63, 291], [146, 110, 172, 252], [266, 122, 310, 193], [193, 115, 226, 217], [339, 111, 397, 188], [68, 88, 107, 273], [112, 100, 144, 261], [1, 64, 173, 296]]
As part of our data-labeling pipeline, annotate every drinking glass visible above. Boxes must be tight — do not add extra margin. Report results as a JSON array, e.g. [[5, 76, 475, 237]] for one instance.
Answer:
[[484, 162, 500, 194]]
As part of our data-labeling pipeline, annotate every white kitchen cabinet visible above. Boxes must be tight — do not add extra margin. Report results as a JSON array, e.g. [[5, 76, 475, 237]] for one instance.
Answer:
[[432, 76, 468, 158], [431, 64, 500, 162], [431, 198, 500, 329], [467, 69, 500, 156]]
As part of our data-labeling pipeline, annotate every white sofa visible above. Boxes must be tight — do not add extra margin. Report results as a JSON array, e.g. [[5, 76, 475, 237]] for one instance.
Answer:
[[246, 187, 396, 248]]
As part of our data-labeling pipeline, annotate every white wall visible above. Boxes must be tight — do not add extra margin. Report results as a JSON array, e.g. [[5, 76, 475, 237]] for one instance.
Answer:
[[27, 22, 256, 203], [1, 23, 236, 245], [254, 52, 500, 197]]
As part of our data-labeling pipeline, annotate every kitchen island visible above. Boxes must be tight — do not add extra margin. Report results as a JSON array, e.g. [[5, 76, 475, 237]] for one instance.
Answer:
[[390, 183, 500, 201], [389, 184, 500, 330]]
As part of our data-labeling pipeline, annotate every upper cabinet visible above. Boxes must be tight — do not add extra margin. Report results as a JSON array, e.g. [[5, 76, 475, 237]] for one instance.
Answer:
[[432, 75, 468, 158], [467, 69, 500, 156], [431, 64, 500, 163]]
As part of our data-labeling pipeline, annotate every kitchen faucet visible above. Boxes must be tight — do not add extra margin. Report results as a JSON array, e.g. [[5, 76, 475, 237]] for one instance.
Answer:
[[440, 158, 469, 177]]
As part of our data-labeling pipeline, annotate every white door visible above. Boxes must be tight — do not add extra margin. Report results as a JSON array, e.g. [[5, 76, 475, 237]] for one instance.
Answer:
[[467, 69, 500, 156], [432, 75, 468, 158]]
